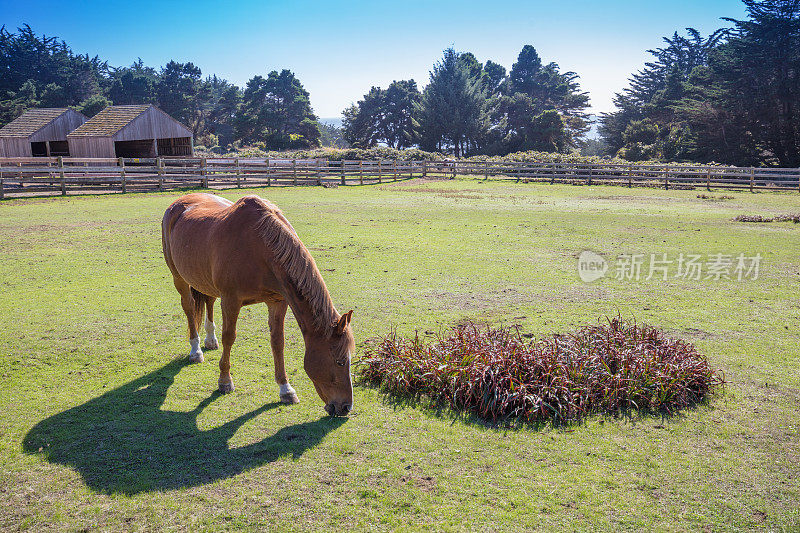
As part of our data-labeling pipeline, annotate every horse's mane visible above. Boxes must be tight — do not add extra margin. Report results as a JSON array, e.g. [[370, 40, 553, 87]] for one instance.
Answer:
[[252, 198, 337, 335]]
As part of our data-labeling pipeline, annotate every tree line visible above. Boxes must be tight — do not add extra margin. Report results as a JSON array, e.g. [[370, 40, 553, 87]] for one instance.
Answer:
[[0, 25, 320, 150], [343, 46, 590, 157], [600, 0, 800, 167], [2, 0, 797, 166]]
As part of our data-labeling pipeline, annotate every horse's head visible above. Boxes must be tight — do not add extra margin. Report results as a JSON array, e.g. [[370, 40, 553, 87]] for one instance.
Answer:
[[304, 310, 354, 416]]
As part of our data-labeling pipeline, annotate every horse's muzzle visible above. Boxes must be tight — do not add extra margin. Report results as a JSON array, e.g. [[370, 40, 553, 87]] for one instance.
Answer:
[[325, 401, 352, 417]]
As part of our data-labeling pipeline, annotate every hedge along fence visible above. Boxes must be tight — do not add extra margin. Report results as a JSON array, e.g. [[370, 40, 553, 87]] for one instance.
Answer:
[[1, 156, 799, 198]]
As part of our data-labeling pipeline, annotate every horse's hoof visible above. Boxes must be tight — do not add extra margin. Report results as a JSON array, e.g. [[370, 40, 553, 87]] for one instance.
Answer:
[[218, 379, 235, 394], [280, 392, 299, 404], [188, 352, 204, 363], [203, 337, 218, 350]]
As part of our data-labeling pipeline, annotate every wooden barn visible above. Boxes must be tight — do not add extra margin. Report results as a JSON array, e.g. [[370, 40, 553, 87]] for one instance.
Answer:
[[0, 108, 87, 157], [67, 105, 193, 158]]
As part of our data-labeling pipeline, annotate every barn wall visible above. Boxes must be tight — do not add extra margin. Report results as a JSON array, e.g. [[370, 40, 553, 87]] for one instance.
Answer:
[[113, 107, 193, 142], [0, 138, 33, 157], [30, 110, 87, 142], [67, 137, 115, 158]]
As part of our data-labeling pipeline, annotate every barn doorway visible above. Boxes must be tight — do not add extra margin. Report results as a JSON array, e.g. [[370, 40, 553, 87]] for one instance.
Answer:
[[31, 142, 47, 157], [49, 141, 70, 157], [114, 139, 156, 158]]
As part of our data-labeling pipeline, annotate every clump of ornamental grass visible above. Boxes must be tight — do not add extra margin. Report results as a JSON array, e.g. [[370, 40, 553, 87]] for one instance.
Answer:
[[358, 318, 724, 425]]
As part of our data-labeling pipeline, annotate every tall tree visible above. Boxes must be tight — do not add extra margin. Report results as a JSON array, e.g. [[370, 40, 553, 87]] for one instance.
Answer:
[[383, 80, 421, 149], [599, 28, 726, 160], [235, 69, 320, 149], [342, 81, 420, 149], [483, 60, 507, 96], [507, 45, 590, 145], [0, 25, 106, 125], [106, 59, 158, 105], [415, 48, 487, 157], [342, 86, 388, 148], [710, 0, 800, 166], [194, 76, 241, 147], [156, 61, 202, 129]]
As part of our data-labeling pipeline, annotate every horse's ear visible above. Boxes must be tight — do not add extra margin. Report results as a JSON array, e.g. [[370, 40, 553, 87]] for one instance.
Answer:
[[335, 310, 353, 335]]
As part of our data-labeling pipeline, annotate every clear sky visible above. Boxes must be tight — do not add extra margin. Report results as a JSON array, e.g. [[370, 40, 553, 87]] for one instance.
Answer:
[[0, 0, 748, 119]]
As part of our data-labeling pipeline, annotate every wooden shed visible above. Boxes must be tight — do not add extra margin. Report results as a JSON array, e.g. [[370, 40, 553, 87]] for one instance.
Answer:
[[0, 108, 87, 157], [67, 105, 193, 158]]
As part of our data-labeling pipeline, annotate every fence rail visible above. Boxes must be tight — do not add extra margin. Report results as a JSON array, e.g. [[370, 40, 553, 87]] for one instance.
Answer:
[[1, 156, 798, 198]]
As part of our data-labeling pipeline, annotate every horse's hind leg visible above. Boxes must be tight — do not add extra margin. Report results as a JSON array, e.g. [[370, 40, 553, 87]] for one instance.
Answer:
[[218, 297, 241, 393], [203, 297, 219, 350], [268, 301, 299, 404], [173, 276, 204, 363]]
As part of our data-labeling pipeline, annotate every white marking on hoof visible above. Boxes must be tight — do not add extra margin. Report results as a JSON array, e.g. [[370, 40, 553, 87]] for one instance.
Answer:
[[279, 383, 299, 404], [189, 337, 204, 363], [219, 377, 235, 394], [203, 319, 218, 350]]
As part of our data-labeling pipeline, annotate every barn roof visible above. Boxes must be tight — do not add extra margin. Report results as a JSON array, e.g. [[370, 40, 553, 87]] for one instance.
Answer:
[[0, 108, 73, 138], [68, 105, 152, 137]]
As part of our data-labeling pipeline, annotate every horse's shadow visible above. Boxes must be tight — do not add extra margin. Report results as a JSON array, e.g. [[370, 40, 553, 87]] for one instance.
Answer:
[[22, 358, 345, 495]]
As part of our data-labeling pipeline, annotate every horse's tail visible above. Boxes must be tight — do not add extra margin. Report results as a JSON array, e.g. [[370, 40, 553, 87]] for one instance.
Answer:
[[190, 287, 208, 333]]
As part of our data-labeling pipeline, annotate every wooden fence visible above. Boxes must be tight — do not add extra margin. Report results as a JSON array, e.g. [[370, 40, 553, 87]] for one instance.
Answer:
[[1, 156, 799, 198]]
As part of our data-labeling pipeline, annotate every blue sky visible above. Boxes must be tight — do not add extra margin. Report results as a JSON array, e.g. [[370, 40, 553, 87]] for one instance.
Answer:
[[1, 0, 748, 118]]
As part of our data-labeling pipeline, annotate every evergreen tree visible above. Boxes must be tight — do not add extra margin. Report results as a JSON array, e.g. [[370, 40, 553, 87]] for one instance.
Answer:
[[235, 69, 320, 149], [342, 87, 388, 148], [709, 0, 800, 166], [156, 61, 202, 129], [106, 59, 158, 105], [415, 48, 487, 157]]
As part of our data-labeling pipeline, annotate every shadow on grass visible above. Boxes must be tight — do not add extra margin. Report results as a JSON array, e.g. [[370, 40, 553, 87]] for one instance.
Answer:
[[23, 358, 345, 495]]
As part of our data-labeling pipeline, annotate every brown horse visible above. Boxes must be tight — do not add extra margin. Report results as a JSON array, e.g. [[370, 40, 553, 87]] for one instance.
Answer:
[[161, 193, 354, 416]]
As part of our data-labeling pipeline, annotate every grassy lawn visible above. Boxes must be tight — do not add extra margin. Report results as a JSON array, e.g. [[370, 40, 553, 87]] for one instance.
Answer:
[[0, 179, 798, 531]]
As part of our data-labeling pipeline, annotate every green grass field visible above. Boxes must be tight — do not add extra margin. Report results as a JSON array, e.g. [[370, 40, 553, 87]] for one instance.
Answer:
[[1, 179, 798, 531]]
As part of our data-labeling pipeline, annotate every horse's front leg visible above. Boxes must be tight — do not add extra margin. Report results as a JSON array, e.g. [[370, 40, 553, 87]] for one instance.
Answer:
[[268, 301, 299, 404], [218, 297, 241, 393]]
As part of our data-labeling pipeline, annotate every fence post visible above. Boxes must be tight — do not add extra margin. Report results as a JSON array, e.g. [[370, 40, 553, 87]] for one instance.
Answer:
[[200, 157, 207, 188], [750, 166, 754, 193], [377, 160, 382, 183], [58, 156, 66, 196], [587, 164, 593, 186], [706, 168, 711, 191], [233, 158, 240, 188], [266, 158, 271, 187], [0, 177, 4, 200], [423, 160, 428, 178], [485, 160, 489, 179], [119, 157, 126, 193], [340, 160, 346, 185], [157, 157, 164, 191], [393, 159, 398, 181], [664, 165, 669, 190], [452, 161, 456, 180], [359, 160, 363, 185], [628, 164, 633, 188]]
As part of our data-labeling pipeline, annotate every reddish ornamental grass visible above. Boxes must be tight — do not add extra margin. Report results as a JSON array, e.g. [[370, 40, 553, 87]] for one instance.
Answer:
[[358, 318, 724, 424]]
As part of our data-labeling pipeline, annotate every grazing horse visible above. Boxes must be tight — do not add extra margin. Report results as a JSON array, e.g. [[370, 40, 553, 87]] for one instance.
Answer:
[[161, 193, 354, 416]]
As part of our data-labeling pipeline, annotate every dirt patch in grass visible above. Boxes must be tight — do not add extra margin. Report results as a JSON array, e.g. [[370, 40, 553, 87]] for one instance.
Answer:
[[425, 287, 530, 311], [734, 214, 800, 223]]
